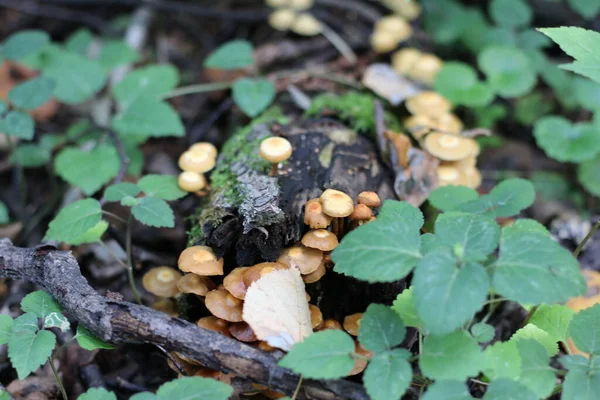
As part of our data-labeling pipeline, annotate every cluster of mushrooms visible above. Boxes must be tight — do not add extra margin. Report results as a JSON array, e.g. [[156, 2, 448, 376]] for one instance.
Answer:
[[177, 142, 218, 194], [266, 0, 322, 37], [370, 0, 421, 54], [392, 47, 444, 87]]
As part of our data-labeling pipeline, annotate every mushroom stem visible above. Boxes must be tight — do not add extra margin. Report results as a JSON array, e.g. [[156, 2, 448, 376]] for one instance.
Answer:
[[269, 163, 278, 176], [332, 217, 346, 238]]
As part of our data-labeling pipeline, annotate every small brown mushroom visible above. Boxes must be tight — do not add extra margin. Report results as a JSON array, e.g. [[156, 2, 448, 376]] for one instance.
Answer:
[[167, 352, 199, 376], [302, 261, 326, 284], [205, 289, 244, 322], [142, 267, 182, 298], [178, 246, 224, 276], [177, 274, 215, 296], [189, 142, 218, 159], [320, 189, 354, 236], [405, 92, 451, 119], [178, 150, 216, 173], [304, 198, 332, 229], [321, 319, 343, 330], [348, 342, 373, 376], [349, 204, 373, 221], [151, 298, 178, 316], [357, 191, 381, 208], [301, 229, 339, 251], [309, 304, 324, 330], [223, 267, 249, 299], [423, 132, 477, 161], [242, 262, 289, 288], [259, 136, 293, 176], [229, 322, 258, 342], [197, 316, 232, 337], [178, 171, 207, 193], [277, 245, 323, 274], [343, 313, 363, 336]]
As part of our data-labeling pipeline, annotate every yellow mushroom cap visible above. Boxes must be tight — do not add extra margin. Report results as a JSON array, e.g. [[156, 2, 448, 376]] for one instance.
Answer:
[[375, 15, 412, 42], [408, 53, 444, 86], [464, 167, 482, 189], [357, 191, 381, 208], [177, 273, 215, 296], [436, 113, 464, 135], [178, 150, 216, 173], [437, 165, 469, 186], [349, 204, 373, 221], [320, 189, 354, 217], [370, 30, 399, 53], [189, 142, 218, 159], [301, 229, 339, 251], [269, 9, 297, 31], [424, 132, 477, 161], [289, 0, 313, 10], [304, 198, 333, 229], [391, 48, 422, 75], [277, 245, 323, 274], [242, 262, 289, 288], [302, 261, 326, 284], [142, 266, 182, 297], [178, 245, 224, 276], [205, 289, 244, 322], [259, 137, 293, 163], [178, 171, 206, 192], [197, 316, 231, 337], [291, 13, 322, 36], [405, 91, 451, 119], [404, 114, 436, 140]]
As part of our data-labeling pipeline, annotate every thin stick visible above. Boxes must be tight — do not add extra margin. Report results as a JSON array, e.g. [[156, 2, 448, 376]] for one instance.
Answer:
[[320, 23, 358, 65], [573, 219, 600, 258], [291, 375, 304, 400], [163, 81, 233, 99]]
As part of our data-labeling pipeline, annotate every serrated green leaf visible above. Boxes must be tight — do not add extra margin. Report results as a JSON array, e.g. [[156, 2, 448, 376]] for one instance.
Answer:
[[97, 40, 139, 69], [65, 28, 93, 54], [137, 175, 186, 200], [55, 144, 120, 195], [358, 304, 405, 353], [2, 110, 34, 140], [489, 0, 532, 28], [471, 322, 495, 343], [413, 248, 489, 335], [112, 99, 184, 138], [516, 339, 555, 399], [0, 315, 13, 345], [420, 330, 485, 381], [8, 314, 56, 379], [428, 186, 479, 212], [104, 183, 141, 202], [43, 312, 70, 332], [534, 116, 600, 163], [529, 304, 574, 343], [75, 325, 115, 350], [433, 62, 494, 107], [0, 201, 8, 224], [392, 287, 421, 328], [113, 65, 179, 109], [560, 355, 600, 400], [42, 51, 106, 104], [2, 30, 50, 61], [578, 155, 600, 196], [568, 0, 600, 19], [435, 212, 500, 261], [510, 324, 559, 356], [69, 220, 109, 245], [422, 381, 474, 400], [278, 330, 355, 379], [493, 230, 586, 305], [8, 77, 55, 110], [21, 291, 62, 319], [232, 78, 276, 118], [204, 40, 254, 70], [483, 341, 522, 380], [458, 178, 535, 218], [332, 201, 422, 282], [156, 376, 233, 400], [44, 198, 102, 242], [363, 349, 412, 400], [569, 304, 600, 355], [478, 46, 536, 98], [482, 379, 537, 400], [78, 388, 117, 400], [131, 196, 174, 228], [503, 219, 549, 237]]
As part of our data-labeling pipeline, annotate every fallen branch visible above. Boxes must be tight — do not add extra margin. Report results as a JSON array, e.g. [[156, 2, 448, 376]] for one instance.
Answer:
[[0, 239, 368, 400]]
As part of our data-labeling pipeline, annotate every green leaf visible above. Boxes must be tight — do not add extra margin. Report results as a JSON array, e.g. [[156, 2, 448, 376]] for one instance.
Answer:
[[413, 248, 489, 335], [493, 230, 586, 304], [434, 62, 494, 107], [204, 40, 254, 70], [483, 341, 522, 380], [392, 288, 421, 328], [534, 116, 600, 163], [510, 324, 559, 356], [21, 291, 61, 319], [2, 110, 34, 140], [518, 29, 552, 50], [0, 201, 8, 224], [232, 78, 276, 118], [65, 28, 93, 54], [55, 145, 120, 195], [44, 198, 102, 242], [482, 379, 537, 400], [422, 381, 474, 400], [363, 349, 412, 400], [539, 27, 600, 84], [435, 212, 500, 261], [78, 388, 117, 400], [156, 376, 233, 400], [121, 196, 140, 207], [2, 30, 50, 61], [44, 312, 70, 332], [129, 393, 156, 400], [137, 175, 186, 200], [478, 46, 536, 98], [10, 143, 52, 168], [561, 355, 600, 400], [8, 314, 56, 379], [515, 92, 554, 126], [503, 219, 549, 237], [458, 178, 535, 218], [420, 233, 444, 255], [131, 196, 174, 228], [112, 65, 179, 109], [332, 201, 422, 282], [529, 304, 574, 343], [104, 183, 141, 202], [75, 325, 115, 350], [42, 51, 106, 104], [420, 330, 485, 381], [0, 315, 13, 345], [8, 77, 55, 110], [573, 77, 600, 111], [516, 340, 555, 399], [112, 99, 184, 138], [69, 220, 109, 245], [278, 330, 355, 379], [568, 0, 600, 19], [569, 304, 600, 355], [471, 322, 495, 343], [358, 304, 405, 353], [97, 40, 139, 69], [489, 0, 532, 28], [578, 156, 600, 196], [428, 185, 479, 212]]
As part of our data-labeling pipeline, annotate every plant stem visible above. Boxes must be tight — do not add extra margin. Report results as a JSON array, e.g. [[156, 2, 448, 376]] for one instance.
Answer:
[[521, 305, 538, 328], [48, 357, 68, 400], [102, 210, 128, 224], [50, 337, 76, 363], [291, 375, 303, 400], [97, 240, 128, 269], [573, 219, 600, 257], [163, 81, 233, 99], [126, 214, 142, 305]]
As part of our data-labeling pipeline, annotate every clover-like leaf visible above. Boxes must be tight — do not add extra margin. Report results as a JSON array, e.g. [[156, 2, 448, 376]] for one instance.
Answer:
[[561, 355, 600, 400], [358, 304, 405, 353], [478, 46, 536, 98], [2, 30, 50, 61], [434, 62, 494, 107], [104, 183, 141, 202], [131, 196, 174, 228], [232, 78, 276, 118], [569, 304, 600, 355], [457, 178, 535, 218], [44, 198, 102, 242], [55, 144, 120, 195], [420, 330, 485, 381], [112, 99, 184, 138], [113, 65, 179, 109], [204, 40, 254, 70], [534, 116, 600, 163], [363, 349, 412, 400], [483, 341, 522, 380], [2, 110, 34, 140], [422, 381, 474, 400], [428, 185, 479, 212], [578, 156, 600, 196], [434, 212, 500, 261], [8, 77, 55, 110], [97, 40, 140, 70]]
